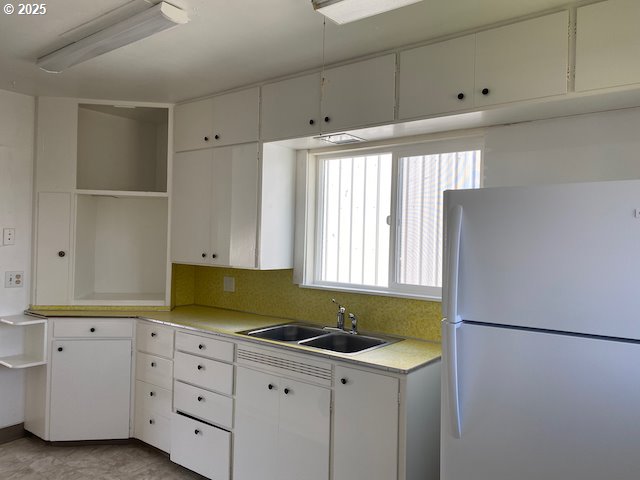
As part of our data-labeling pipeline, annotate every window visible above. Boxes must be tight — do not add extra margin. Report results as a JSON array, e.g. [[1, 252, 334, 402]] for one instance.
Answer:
[[301, 138, 482, 300]]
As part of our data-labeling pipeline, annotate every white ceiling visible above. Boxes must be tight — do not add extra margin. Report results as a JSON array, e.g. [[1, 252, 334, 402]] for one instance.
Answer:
[[0, 0, 589, 103]]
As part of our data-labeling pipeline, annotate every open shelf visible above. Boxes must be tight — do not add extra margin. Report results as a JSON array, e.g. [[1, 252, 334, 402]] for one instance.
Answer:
[[0, 315, 47, 369], [1, 314, 47, 326], [0, 354, 47, 369]]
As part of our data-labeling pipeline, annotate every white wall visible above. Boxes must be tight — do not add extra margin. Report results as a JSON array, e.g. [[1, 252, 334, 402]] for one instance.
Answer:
[[0, 89, 35, 428], [484, 107, 640, 187]]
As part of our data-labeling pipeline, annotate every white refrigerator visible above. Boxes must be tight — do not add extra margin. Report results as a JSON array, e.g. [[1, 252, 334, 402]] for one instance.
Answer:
[[441, 179, 640, 480]]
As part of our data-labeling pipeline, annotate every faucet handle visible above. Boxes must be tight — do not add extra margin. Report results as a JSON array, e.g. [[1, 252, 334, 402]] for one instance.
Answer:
[[331, 298, 346, 313], [349, 313, 358, 334]]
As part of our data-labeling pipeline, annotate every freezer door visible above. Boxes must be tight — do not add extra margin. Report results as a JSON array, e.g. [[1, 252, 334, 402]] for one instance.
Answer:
[[444, 180, 640, 339], [441, 322, 640, 480]]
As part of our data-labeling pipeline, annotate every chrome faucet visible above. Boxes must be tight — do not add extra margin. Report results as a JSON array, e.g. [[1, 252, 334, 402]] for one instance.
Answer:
[[349, 313, 358, 334], [332, 298, 346, 330]]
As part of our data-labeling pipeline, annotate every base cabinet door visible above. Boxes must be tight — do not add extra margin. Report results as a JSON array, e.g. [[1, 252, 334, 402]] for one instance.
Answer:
[[234, 366, 330, 480], [49, 339, 132, 441], [333, 366, 400, 480]]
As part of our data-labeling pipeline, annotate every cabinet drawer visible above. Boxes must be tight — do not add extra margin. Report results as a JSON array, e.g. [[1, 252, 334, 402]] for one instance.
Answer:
[[134, 407, 171, 453], [136, 352, 173, 390], [171, 413, 231, 480], [175, 331, 234, 362], [54, 318, 133, 338], [174, 351, 233, 395], [136, 321, 174, 358], [174, 380, 233, 429], [135, 380, 172, 417]]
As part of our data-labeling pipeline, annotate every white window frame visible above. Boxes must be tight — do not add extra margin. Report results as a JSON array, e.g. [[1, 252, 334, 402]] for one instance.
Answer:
[[295, 135, 483, 301]]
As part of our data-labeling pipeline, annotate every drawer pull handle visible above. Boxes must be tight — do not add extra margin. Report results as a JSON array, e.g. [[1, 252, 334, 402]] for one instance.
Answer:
[[194, 429, 201, 435], [151, 362, 156, 367], [268, 384, 274, 390], [151, 332, 157, 337], [149, 419, 155, 425], [284, 388, 290, 395], [197, 396, 204, 402], [149, 391, 155, 397], [198, 344, 205, 350], [197, 365, 204, 370], [90, 327, 96, 333], [340, 378, 347, 385]]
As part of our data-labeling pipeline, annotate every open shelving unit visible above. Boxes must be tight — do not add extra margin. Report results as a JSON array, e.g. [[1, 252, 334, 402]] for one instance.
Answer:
[[0, 314, 48, 368]]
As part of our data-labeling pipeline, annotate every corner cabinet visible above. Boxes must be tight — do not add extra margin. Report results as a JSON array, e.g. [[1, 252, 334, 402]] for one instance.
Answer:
[[171, 142, 296, 269], [33, 98, 172, 307]]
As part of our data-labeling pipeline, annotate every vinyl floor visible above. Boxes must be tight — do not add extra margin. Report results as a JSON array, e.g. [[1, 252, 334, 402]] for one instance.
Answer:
[[0, 435, 206, 479]]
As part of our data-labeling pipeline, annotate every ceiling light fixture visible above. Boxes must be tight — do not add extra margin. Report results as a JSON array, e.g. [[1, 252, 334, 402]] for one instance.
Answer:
[[315, 133, 366, 145], [311, 0, 423, 24], [37, 1, 189, 73]]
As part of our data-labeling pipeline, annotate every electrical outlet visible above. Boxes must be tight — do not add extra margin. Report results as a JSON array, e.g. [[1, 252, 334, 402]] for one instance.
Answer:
[[5, 271, 24, 288], [223, 276, 235, 292], [3, 228, 15, 245]]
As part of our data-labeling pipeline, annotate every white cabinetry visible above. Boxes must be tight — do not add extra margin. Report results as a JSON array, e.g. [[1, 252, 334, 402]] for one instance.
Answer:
[[171, 142, 295, 269], [261, 73, 322, 141], [321, 54, 397, 132], [575, 0, 640, 92], [174, 87, 260, 152], [134, 320, 174, 453], [48, 318, 133, 441], [0, 315, 47, 369], [399, 12, 568, 119], [234, 366, 330, 480]]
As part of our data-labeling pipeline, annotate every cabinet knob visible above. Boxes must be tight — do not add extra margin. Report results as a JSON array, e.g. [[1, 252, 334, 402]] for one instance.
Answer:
[[202, 253, 207, 258], [457, 93, 465, 100], [58, 251, 66, 258], [324, 116, 330, 123], [90, 327, 96, 333], [151, 332, 157, 337], [284, 388, 290, 395], [309, 119, 315, 125], [204, 136, 210, 142], [149, 391, 155, 397], [149, 419, 155, 425], [151, 362, 156, 367], [211, 254, 217, 259], [194, 429, 200, 435], [197, 396, 204, 402], [57, 347, 63, 352], [340, 377, 347, 385], [198, 344, 205, 350], [268, 384, 274, 390], [197, 365, 204, 370], [481, 88, 490, 95], [214, 134, 220, 140]]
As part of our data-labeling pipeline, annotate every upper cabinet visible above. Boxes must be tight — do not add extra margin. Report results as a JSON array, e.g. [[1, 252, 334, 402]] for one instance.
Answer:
[[174, 87, 260, 152], [575, 0, 640, 92], [321, 54, 397, 133], [261, 73, 322, 142], [399, 11, 569, 120]]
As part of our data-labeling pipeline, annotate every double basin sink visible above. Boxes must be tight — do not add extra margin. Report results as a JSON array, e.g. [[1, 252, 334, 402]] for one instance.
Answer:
[[239, 323, 399, 354]]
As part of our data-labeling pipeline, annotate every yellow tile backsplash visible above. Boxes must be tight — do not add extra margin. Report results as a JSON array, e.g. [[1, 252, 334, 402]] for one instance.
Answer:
[[173, 264, 442, 341]]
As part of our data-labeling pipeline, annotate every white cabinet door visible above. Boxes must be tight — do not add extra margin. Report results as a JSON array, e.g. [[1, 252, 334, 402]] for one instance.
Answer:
[[34, 192, 71, 305], [171, 150, 212, 265], [50, 339, 131, 441], [278, 378, 330, 480], [210, 87, 260, 147], [474, 11, 568, 107], [399, 35, 475, 119], [261, 73, 322, 141], [333, 366, 399, 480], [211, 143, 258, 268], [321, 54, 397, 132], [173, 99, 215, 152], [234, 366, 280, 480], [575, 0, 640, 92]]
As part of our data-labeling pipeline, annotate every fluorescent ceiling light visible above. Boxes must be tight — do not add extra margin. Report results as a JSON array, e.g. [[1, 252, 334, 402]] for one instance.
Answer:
[[37, 2, 188, 73], [315, 133, 366, 145], [312, 0, 423, 24]]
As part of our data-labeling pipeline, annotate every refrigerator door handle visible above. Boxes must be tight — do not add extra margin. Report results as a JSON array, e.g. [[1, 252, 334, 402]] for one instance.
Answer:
[[444, 321, 462, 438], [447, 204, 463, 324]]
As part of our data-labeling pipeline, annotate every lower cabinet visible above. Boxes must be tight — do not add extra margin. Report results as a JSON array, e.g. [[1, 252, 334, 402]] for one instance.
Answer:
[[233, 365, 331, 480], [50, 337, 132, 441]]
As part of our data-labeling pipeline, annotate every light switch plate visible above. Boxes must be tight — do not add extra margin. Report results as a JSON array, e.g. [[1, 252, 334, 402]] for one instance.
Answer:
[[3, 228, 15, 245], [5, 271, 24, 288], [223, 276, 235, 292]]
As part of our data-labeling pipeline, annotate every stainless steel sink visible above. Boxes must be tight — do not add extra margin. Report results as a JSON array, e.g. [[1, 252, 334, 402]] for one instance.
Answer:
[[299, 332, 393, 354], [242, 324, 329, 342]]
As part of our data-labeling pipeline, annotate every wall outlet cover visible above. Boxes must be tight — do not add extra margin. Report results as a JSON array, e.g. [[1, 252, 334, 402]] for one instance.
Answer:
[[5, 271, 24, 288], [223, 276, 235, 293]]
